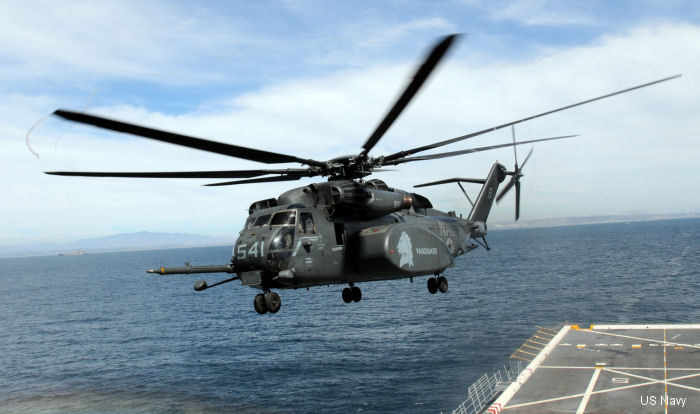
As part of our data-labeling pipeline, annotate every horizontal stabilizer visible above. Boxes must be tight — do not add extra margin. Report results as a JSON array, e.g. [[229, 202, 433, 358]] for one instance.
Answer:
[[414, 177, 486, 188]]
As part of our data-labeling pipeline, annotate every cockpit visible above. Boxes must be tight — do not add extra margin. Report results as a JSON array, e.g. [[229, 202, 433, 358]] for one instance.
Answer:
[[269, 210, 297, 251], [236, 207, 318, 273]]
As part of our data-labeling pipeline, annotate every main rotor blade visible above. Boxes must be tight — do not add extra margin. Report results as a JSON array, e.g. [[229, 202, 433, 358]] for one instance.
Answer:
[[360, 34, 460, 156], [204, 174, 305, 187], [383, 74, 681, 162], [53, 109, 325, 167], [511, 125, 518, 166], [44, 168, 313, 179], [384, 134, 576, 165]]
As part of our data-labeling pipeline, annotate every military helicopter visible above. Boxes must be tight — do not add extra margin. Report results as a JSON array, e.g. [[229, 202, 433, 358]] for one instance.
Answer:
[[46, 35, 678, 314]]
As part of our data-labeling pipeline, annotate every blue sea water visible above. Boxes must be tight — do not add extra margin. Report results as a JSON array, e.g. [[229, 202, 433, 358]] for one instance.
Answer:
[[0, 218, 698, 414]]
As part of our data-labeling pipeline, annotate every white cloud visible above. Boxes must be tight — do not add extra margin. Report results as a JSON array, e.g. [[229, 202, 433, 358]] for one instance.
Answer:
[[486, 0, 597, 26], [1, 3, 698, 245]]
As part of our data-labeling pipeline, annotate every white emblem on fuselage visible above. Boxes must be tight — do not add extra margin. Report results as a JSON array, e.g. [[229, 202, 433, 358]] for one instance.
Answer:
[[397, 231, 414, 268]]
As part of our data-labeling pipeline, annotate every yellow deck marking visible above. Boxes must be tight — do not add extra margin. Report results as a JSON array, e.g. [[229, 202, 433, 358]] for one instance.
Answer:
[[583, 329, 700, 350]]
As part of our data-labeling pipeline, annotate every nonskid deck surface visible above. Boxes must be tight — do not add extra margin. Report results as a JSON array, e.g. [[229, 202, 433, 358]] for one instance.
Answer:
[[488, 324, 700, 414]]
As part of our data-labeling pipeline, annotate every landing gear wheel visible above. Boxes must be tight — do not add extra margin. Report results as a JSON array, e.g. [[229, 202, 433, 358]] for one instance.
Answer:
[[351, 286, 362, 302], [342, 287, 353, 303], [265, 292, 282, 313], [437, 276, 448, 293], [427, 277, 438, 294], [254, 293, 268, 314]]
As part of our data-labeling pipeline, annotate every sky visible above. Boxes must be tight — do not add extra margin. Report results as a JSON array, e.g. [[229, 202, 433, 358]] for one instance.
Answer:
[[2, 0, 699, 245]]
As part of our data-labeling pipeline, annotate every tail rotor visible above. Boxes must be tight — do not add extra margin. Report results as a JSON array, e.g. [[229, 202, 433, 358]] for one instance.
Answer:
[[496, 126, 533, 221]]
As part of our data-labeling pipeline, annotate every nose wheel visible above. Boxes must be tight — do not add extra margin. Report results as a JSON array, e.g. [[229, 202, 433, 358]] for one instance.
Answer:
[[254, 291, 282, 314], [427, 276, 448, 294], [342, 285, 362, 303]]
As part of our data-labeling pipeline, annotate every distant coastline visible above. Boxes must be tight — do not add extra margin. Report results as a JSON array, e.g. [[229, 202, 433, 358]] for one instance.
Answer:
[[490, 213, 699, 230], [1, 214, 697, 258], [0, 231, 232, 258]]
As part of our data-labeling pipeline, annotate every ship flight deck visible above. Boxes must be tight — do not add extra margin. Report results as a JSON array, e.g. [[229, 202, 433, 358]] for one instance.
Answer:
[[487, 324, 700, 413]]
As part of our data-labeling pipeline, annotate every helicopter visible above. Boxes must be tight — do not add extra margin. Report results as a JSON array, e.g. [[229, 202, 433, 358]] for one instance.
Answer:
[[46, 34, 678, 314]]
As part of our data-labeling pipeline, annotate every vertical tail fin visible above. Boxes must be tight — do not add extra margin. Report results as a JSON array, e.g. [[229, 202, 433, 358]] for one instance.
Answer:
[[412, 162, 506, 238], [467, 162, 507, 224]]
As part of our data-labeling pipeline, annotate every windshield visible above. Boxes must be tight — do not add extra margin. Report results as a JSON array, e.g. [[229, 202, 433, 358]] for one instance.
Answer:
[[253, 214, 271, 227], [270, 210, 296, 226], [269, 227, 295, 251]]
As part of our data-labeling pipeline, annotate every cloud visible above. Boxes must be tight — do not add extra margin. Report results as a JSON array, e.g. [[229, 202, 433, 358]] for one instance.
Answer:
[[1, 3, 698, 244], [485, 0, 597, 26]]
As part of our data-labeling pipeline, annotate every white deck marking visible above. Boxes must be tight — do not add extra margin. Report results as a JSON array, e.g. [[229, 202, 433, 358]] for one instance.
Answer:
[[576, 368, 601, 414], [605, 368, 700, 393], [664, 328, 668, 414], [499, 326, 700, 412], [504, 377, 657, 410], [581, 329, 700, 350], [593, 324, 700, 329], [494, 326, 571, 410], [504, 370, 700, 410], [540, 366, 700, 371]]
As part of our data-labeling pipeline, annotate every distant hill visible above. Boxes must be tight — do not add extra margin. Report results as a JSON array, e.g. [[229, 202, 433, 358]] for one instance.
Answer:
[[490, 213, 700, 230], [0, 231, 233, 257]]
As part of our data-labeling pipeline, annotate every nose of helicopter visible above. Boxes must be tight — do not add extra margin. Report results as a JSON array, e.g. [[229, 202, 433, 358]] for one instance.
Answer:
[[232, 225, 296, 274]]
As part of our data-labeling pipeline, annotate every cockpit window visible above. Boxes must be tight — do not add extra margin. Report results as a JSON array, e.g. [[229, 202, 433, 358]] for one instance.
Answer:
[[253, 214, 271, 227], [269, 227, 295, 251], [244, 217, 255, 230], [299, 212, 316, 234], [270, 210, 296, 226]]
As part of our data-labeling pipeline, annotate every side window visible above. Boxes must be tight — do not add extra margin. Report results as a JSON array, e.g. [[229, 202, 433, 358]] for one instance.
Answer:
[[253, 214, 271, 227], [271, 210, 296, 226], [299, 213, 316, 234], [334, 222, 345, 245]]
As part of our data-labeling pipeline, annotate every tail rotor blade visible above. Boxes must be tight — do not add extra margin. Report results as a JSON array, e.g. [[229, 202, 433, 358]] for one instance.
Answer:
[[515, 180, 521, 221], [496, 178, 515, 202], [520, 147, 534, 170]]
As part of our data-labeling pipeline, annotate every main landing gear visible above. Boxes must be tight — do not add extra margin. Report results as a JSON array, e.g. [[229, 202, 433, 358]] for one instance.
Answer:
[[254, 291, 281, 314], [342, 284, 362, 303], [427, 275, 448, 294]]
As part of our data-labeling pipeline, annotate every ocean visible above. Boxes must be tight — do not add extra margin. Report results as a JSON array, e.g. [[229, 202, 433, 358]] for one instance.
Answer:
[[1, 218, 698, 413]]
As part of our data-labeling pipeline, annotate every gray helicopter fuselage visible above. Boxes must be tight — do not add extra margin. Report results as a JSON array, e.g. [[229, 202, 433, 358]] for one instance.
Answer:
[[231, 179, 484, 290]]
